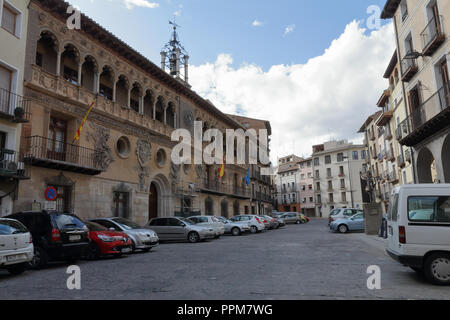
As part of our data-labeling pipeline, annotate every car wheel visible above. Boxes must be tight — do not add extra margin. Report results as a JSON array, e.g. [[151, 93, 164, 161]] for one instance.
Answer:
[[424, 253, 450, 285], [29, 246, 48, 270], [295, 220, 301, 225], [188, 232, 200, 243], [338, 224, 348, 234], [231, 227, 241, 236], [250, 226, 258, 234], [6, 262, 28, 275], [86, 243, 101, 260]]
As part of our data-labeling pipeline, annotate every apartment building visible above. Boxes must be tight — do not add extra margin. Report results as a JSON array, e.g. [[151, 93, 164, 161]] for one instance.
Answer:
[[0, 0, 29, 216], [275, 155, 303, 213], [297, 157, 315, 217], [312, 140, 366, 217], [12, 0, 272, 223], [382, 0, 450, 184]]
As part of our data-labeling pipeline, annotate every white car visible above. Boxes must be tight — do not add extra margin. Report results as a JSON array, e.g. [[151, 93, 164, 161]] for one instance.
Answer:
[[230, 215, 265, 233], [188, 216, 225, 238], [0, 218, 34, 275], [386, 184, 450, 285], [216, 216, 251, 236]]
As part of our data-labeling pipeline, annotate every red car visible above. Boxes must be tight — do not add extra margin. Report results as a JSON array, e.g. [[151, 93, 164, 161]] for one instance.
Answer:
[[83, 221, 132, 259]]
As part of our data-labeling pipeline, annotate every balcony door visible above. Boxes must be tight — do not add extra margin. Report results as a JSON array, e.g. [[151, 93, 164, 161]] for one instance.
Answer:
[[47, 117, 67, 161], [432, 3, 442, 36], [408, 86, 421, 130], [440, 59, 449, 107], [0, 65, 12, 114]]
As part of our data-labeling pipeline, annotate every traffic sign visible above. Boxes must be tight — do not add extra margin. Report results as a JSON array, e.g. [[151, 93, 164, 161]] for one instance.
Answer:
[[44, 186, 58, 201]]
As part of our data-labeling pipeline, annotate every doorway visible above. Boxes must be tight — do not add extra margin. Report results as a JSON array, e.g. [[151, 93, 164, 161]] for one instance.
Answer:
[[149, 183, 158, 220]]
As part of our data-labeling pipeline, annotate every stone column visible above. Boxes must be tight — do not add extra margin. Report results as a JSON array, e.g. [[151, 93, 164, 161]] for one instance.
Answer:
[[95, 72, 100, 94], [56, 51, 62, 76], [164, 106, 167, 125], [139, 94, 144, 114], [152, 100, 156, 120], [112, 78, 117, 102], [127, 87, 131, 108], [77, 62, 83, 86]]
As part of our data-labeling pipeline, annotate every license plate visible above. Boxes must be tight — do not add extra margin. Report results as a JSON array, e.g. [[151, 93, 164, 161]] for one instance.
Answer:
[[121, 247, 131, 253], [69, 235, 81, 241], [6, 254, 25, 262]]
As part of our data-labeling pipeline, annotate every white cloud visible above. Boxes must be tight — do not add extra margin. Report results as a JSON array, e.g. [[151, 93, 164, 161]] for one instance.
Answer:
[[252, 20, 262, 27], [174, 4, 183, 16], [284, 24, 295, 36], [123, 0, 159, 9], [188, 21, 395, 162]]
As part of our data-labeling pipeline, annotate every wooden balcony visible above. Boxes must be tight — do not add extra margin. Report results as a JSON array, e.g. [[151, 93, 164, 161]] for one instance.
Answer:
[[399, 83, 450, 146], [401, 57, 418, 83], [376, 110, 393, 127], [421, 16, 445, 57]]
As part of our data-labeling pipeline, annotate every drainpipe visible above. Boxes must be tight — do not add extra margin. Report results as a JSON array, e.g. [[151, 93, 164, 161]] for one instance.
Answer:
[[393, 15, 417, 183]]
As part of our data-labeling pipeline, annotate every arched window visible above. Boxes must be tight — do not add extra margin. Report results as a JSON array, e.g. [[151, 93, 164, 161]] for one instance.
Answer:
[[166, 102, 175, 127], [233, 201, 239, 216], [99, 66, 114, 100], [61, 44, 80, 85], [143, 90, 154, 117], [81, 55, 98, 93], [205, 197, 213, 215], [36, 31, 58, 74], [155, 96, 164, 122], [221, 199, 228, 218], [116, 75, 129, 107], [130, 82, 142, 113]]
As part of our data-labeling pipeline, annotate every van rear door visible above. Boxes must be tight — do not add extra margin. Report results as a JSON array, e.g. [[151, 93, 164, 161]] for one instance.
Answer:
[[387, 192, 400, 251]]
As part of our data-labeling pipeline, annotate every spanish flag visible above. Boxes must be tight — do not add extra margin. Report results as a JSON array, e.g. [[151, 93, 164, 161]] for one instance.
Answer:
[[218, 157, 225, 179], [73, 96, 96, 143]]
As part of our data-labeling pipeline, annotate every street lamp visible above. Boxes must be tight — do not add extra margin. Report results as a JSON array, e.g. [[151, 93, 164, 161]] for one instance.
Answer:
[[342, 154, 355, 208]]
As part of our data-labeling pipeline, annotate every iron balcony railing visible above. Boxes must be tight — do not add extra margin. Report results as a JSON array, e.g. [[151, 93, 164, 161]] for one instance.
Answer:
[[0, 148, 28, 179], [399, 83, 449, 139], [23, 136, 104, 171], [390, 170, 398, 183], [199, 179, 252, 198], [401, 56, 418, 81], [421, 15, 444, 53], [397, 153, 406, 168], [405, 149, 412, 163], [0, 87, 31, 122]]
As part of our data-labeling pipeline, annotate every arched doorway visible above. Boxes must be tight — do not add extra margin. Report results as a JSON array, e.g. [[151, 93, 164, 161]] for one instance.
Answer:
[[149, 183, 158, 221], [148, 174, 171, 220], [416, 147, 437, 183], [442, 134, 450, 183]]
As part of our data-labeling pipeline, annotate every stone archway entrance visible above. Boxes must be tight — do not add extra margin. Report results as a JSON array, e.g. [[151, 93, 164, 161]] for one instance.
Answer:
[[149, 183, 158, 220], [442, 134, 450, 183], [416, 147, 437, 183], [148, 174, 171, 219]]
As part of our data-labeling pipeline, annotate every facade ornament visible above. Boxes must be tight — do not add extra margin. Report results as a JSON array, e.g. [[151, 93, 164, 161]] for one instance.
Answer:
[[86, 123, 114, 170], [136, 139, 152, 193]]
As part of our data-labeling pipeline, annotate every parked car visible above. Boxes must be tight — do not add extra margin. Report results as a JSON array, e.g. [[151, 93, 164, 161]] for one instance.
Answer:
[[215, 216, 251, 236], [262, 215, 279, 229], [230, 215, 265, 233], [329, 212, 365, 233], [276, 217, 286, 228], [0, 218, 34, 275], [83, 221, 132, 259], [188, 215, 225, 238], [90, 217, 158, 252], [146, 217, 215, 243], [258, 216, 272, 230], [386, 184, 450, 285], [280, 212, 304, 225], [7, 211, 90, 269], [328, 208, 364, 225]]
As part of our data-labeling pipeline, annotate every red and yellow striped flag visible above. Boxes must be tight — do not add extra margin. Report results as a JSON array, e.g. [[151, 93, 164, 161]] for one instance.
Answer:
[[73, 97, 96, 143], [218, 157, 225, 179]]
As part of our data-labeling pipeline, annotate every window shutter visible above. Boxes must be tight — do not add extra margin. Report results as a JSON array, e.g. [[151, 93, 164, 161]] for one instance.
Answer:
[[1, 6, 16, 35], [0, 65, 12, 91]]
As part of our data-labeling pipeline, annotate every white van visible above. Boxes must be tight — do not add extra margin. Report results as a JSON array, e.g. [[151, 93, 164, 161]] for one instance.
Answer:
[[386, 184, 450, 285]]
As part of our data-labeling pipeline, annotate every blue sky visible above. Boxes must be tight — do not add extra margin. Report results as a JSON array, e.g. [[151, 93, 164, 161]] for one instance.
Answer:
[[70, 0, 388, 70], [68, 0, 395, 159]]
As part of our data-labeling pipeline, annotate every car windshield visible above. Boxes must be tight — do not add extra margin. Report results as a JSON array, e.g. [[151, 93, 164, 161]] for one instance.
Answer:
[[112, 218, 142, 230], [52, 213, 86, 230], [179, 217, 195, 225], [0, 220, 28, 235], [84, 221, 108, 231]]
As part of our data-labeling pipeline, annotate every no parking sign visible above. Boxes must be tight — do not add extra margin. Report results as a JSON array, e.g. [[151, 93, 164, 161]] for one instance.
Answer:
[[44, 186, 58, 201]]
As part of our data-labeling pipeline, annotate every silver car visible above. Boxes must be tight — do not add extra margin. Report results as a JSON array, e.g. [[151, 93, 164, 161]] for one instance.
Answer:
[[188, 216, 225, 238], [216, 216, 251, 236], [90, 217, 159, 252], [146, 217, 215, 243]]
